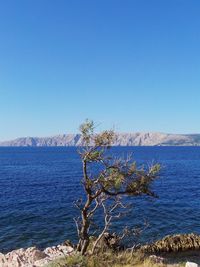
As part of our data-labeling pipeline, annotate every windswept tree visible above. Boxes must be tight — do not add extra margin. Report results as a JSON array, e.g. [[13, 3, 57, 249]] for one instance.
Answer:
[[74, 120, 160, 255]]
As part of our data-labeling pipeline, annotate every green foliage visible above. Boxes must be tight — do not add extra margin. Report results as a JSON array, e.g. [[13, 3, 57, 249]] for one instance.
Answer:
[[45, 254, 85, 267], [94, 130, 115, 147], [79, 119, 95, 146]]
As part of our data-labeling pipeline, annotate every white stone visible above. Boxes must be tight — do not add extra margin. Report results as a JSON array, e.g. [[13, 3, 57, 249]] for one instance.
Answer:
[[149, 255, 165, 264], [186, 261, 198, 267], [0, 253, 7, 267]]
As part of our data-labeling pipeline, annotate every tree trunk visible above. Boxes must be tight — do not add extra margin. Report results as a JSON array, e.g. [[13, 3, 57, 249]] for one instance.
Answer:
[[76, 194, 92, 254]]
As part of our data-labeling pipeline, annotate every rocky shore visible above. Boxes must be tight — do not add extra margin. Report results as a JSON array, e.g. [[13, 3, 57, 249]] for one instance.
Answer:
[[1, 233, 200, 267], [141, 233, 200, 253], [0, 243, 74, 267]]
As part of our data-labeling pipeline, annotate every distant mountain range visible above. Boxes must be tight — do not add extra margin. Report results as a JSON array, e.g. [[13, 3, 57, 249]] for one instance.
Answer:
[[0, 132, 200, 146]]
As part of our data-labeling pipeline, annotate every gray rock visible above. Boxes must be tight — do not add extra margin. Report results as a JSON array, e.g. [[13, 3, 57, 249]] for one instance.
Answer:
[[0, 245, 74, 267]]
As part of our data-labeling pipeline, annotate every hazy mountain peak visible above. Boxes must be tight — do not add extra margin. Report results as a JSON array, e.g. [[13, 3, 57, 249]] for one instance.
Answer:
[[0, 132, 200, 146]]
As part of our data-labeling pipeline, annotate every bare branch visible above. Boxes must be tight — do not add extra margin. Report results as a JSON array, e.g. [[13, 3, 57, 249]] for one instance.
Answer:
[[87, 198, 101, 218], [73, 217, 81, 238]]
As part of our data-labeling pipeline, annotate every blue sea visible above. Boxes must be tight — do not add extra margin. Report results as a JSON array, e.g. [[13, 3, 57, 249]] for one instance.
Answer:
[[0, 147, 200, 253]]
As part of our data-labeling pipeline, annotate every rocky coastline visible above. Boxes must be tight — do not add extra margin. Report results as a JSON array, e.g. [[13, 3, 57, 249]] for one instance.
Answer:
[[0, 243, 74, 267], [1, 233, 200, 267]]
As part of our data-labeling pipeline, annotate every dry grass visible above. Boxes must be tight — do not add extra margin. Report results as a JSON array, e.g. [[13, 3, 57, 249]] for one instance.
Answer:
[[45, 250, 169, 267], [45, 233, 200, 267]]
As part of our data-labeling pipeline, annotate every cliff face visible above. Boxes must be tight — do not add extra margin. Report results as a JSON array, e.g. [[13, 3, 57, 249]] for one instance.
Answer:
[[0, 133, 200, 146]]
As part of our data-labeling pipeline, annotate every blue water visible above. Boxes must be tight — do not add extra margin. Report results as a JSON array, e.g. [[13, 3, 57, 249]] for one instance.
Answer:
[[0, 147, 200, 253]]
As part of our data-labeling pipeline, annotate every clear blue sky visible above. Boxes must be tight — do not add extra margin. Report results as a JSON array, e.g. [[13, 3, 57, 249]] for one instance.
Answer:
[[0, 0, 200, 140]]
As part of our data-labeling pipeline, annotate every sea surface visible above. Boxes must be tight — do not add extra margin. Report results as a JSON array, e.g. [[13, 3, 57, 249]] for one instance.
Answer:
[[0, 147, 200, 253]]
